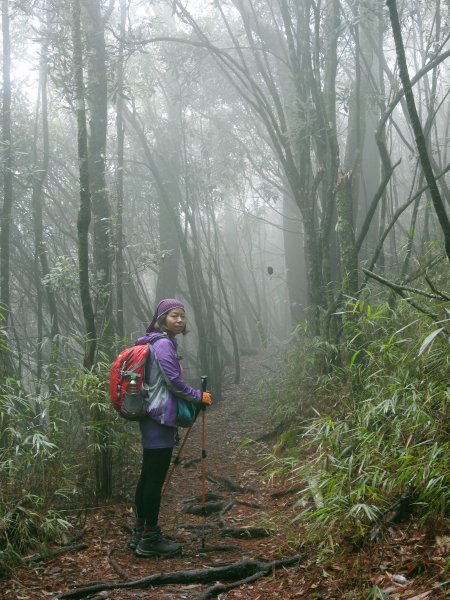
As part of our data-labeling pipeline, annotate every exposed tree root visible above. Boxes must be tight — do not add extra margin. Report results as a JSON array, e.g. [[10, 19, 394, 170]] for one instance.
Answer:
[[271, 485, 303, 499], [184, 497, 262, 517], [197, 569, 271, 600], [55, 554, 304, 599], [198, 544, 241, 553], [221, 526, 272, 539], [182, 458, 201, 468], [207, 474, 255, 493], [178, 523, 218, 532], [213, 499, 271, 538], [184, 492, 223, 504], [183, 501, 226, 515]]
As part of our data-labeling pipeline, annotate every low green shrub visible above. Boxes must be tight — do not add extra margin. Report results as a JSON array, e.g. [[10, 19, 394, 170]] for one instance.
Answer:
[[269, 300, 450, 548]]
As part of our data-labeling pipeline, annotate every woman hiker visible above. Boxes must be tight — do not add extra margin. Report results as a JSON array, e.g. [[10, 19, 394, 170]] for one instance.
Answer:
[[128, 298, 212, 557]]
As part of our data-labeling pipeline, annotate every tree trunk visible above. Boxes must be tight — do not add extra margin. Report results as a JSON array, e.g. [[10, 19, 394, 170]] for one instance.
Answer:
[[71, 0, 97, 370], [282, 196, 306, 326], [155, 191, 180, 300], [83, 0, 114, 352], [336, 172, 358, 297], [32, 14, 60, 394], [0, 0, 13, 380], [115, 0, 126, 340], [83, 0, 113, 501]]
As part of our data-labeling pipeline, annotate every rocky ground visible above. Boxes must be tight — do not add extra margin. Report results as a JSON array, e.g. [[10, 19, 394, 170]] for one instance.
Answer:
[[2, 350, 449, 599]]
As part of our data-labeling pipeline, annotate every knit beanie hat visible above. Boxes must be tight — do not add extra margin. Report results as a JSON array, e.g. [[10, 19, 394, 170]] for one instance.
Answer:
[[146, 298, 185, 333]]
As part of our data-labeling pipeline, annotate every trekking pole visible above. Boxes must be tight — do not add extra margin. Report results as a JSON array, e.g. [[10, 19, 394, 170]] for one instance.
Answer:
[[161, 424, 193, 498], [161, 376, 207, 498], [200, 375, 208, 550]]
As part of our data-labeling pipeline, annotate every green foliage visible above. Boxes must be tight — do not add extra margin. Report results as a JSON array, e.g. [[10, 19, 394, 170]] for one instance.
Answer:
[[269, 300, 450, 549], [0, 358, 140, 574], [260, 325, 339, 423], [41, 255, 78, 291], [0, 382, 76, 575]]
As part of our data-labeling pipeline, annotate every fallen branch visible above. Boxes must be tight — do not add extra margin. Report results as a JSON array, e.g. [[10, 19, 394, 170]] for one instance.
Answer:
[[56, 555, 304, 599], [27, 543, 89, 564], [107, 548, 129, 581]]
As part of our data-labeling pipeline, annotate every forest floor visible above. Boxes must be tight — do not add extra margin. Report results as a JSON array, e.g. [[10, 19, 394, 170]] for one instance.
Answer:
[[2, 349, 449, 600]]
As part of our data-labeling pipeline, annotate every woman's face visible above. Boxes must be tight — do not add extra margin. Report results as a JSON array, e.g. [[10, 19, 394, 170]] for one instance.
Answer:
[[164, 308, 186, 337]]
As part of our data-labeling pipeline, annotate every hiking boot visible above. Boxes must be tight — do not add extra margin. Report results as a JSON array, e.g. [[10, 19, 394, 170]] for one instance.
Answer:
[[135, 527, 181, 557], [127, 526, 144, 550]]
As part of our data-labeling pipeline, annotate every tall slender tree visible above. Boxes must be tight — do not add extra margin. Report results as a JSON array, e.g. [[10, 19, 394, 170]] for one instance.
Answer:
[[83, 0, 114, 351], [387, 0, 450, 261], [32, 5, 60, 393], [71, 0, 96, 370], [115, 0, 126, 340], [0, 0, 13, 380]]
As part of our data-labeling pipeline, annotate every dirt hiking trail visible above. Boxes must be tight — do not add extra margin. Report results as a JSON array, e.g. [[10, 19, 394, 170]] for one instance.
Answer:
[[2, 349, 448, 599]]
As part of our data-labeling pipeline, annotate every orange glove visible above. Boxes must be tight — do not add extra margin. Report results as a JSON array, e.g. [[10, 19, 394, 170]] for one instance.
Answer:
[[201, 391, 212, 406]]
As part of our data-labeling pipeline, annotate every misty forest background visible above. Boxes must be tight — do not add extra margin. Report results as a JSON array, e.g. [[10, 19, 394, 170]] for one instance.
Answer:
[[0, 0, 449, 574]]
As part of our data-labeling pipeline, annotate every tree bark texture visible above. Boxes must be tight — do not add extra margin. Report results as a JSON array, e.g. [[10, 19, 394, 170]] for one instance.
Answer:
[[83, 0, 114, 352], [336, 172, 358, 297], [71, 0, 97, 370], [56, 555, 303, 599], [282, 196, 306, 325]]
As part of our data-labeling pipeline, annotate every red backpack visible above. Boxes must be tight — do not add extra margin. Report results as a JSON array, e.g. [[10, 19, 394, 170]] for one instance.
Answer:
[[110, 344, 150, 420]]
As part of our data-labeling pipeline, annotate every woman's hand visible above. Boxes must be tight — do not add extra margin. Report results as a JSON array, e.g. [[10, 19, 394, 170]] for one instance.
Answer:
[[201, 391, 213, 406]]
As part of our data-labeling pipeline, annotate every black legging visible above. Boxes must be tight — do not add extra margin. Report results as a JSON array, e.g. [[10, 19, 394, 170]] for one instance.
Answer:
[[134, 447, 173, 527]]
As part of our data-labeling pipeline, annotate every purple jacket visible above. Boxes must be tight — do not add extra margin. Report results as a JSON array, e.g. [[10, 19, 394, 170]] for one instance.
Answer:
[[134, 332, 201, 428]]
